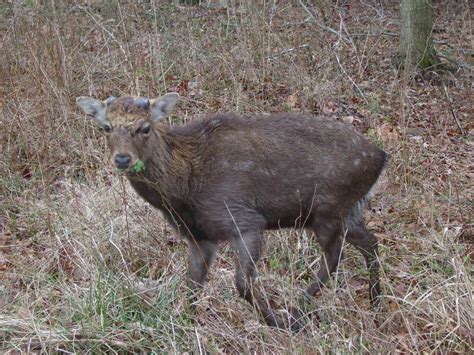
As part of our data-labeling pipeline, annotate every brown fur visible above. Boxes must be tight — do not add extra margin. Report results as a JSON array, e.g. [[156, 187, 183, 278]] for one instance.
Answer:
[[107, 96, 150, 125], [103, 108, 387, 331]]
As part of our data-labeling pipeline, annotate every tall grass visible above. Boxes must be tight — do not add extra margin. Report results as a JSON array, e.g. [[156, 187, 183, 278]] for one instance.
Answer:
[[1, 1, 472, 352]]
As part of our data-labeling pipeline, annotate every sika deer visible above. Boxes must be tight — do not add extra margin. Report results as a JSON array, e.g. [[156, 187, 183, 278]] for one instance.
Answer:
[[76, 93, 387, 331]]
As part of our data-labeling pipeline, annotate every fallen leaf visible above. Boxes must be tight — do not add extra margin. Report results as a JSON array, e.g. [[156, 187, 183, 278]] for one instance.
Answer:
[[285, 94, 298, 109], [322, 101, 338, 114], [342, 115, 355, 124], [388, 299, 400, 311], [409, 135, 423, 143], [177, 80, 189, 95], [376, 122, 399, 141], [456, 326, 474, 345], [22, 165, 32, 179], [395, 270, 411, 279]]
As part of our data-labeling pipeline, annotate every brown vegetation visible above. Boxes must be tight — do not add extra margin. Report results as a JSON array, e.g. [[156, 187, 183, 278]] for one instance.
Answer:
[[1, 1, 472, 353]]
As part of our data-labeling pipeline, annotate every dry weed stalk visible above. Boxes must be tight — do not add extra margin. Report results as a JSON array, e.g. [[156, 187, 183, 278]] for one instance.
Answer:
[[1, 1, 472, 353]]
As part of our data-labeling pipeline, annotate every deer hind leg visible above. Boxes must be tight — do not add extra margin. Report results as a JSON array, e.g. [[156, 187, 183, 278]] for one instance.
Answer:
[[306, 217, 344, 297], [287, 216, 343, 332], [345, 210, 381, 305]]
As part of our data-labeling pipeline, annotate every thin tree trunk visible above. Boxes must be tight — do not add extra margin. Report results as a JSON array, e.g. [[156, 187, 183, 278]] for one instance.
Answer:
[[399, 0, 438, 70]]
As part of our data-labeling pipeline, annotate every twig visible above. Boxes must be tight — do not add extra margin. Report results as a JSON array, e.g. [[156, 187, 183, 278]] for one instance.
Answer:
[[267, 44, 309, 60], [437, 54, 472, 69], [350, 31, 473, 58], [434, 41, 474, 57], [334, 52, 368, 104], [442, 83, 465, 136], [350, 31, 399, 37], [119, 175, 134, 261], [297, 0, 349, 42]]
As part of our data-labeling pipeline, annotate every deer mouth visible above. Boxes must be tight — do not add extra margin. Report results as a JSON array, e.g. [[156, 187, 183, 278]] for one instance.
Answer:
[[112, 152, 145, 174]]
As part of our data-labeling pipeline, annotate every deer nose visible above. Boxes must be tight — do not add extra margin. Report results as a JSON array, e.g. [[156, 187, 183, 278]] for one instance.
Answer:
[[114, 154, 131, 170]]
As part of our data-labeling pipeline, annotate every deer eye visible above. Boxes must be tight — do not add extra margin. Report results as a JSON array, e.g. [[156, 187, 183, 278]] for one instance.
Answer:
[[103, 124, 112, 133], [141, 123, 151, 134]]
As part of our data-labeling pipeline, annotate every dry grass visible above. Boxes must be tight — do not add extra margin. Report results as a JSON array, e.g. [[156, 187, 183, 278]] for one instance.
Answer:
[[1, 1, 472, 353]]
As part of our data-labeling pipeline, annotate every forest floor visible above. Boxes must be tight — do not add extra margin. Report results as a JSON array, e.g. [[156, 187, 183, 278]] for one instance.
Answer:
[[1, 1, 472, 353]]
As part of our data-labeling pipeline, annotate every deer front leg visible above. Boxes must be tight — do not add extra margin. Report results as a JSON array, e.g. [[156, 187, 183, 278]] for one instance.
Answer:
[[187, 239, 217, 302], [234, 232, 286, 329]]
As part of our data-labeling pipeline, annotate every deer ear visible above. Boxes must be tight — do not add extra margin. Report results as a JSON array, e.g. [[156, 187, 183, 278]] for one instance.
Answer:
[[150, 93, 179, 122], [76, 96, 109, 127]]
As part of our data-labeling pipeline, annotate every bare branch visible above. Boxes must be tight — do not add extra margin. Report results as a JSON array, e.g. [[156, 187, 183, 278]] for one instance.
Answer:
[[297, 0, 349, 42]]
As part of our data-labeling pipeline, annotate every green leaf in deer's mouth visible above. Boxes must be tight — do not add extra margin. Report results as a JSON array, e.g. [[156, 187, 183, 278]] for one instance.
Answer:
[[131, 160, 145, 173]]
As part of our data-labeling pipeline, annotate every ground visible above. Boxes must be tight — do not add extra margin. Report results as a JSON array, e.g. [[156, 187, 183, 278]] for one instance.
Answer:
[[0, 1, 472, 353]]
